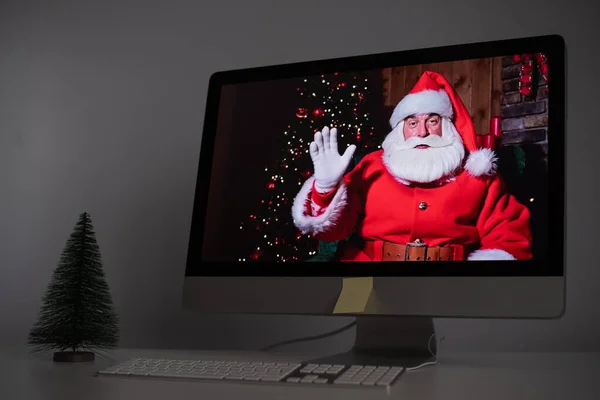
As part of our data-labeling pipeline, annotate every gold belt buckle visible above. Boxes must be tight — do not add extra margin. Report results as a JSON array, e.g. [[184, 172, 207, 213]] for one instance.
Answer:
[[405, 239, 428, 261]]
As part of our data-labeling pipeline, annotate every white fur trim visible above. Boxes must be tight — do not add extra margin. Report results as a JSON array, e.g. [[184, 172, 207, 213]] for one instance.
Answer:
[[468, 249, 516, 260], [389, 89, 453, 128], [291, 177, 348, 235], [464, 148, 497, 177]]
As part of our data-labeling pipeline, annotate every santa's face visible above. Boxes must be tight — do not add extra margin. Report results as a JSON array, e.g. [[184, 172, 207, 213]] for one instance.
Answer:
[[403, 114, 443, 142], [381, 114, 465, 184]]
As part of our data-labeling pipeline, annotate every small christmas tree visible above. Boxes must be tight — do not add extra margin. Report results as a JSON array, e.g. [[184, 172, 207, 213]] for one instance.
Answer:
[[28, 212, 119, 362]]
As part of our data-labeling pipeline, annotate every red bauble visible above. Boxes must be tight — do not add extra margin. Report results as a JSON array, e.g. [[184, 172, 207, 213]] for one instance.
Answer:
[[520, 86, 532, 96], [312, 108, 324, 118], [521, 62, 533, 73], [513, 55, 521, 63], [520, 74, 532, 84], [296, 108, 308, 118], [539, 62, 549, 75], [250, 250, 263, 260], [535, 53, 546, 64], [267, 182, 275, 189]]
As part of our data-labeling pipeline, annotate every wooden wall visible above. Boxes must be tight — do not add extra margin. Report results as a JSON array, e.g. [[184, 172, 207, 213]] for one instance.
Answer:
[[382, 57, 504, 136]]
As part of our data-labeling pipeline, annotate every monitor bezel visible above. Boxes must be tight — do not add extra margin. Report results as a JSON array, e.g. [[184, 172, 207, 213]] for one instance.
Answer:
[[185, 34, 565, 278]]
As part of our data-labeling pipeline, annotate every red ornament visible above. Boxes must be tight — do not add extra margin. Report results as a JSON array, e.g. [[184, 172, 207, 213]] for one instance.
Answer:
[[250, 249, 263, 260], [296, 108, 308, 118], [513, 55, 521, 63], [537, 53, 549, 84], [338, 82, 346, 88], [521, 62, 533, 73], [267, 182, 275, 189], [535, 53, 545, 64], [312, 108, 324, 118], [517, 52, 548, 98], [520, 74, 532, 84], [518, 53, 534, 97], [520, 86, 532, 96]]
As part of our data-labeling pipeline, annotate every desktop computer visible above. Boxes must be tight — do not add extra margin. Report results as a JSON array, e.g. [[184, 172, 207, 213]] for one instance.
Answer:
[[99, 34, 566, 388]]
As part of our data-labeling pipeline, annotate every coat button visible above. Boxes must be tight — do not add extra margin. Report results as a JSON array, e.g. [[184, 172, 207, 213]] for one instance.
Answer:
[[418, 201, 427, 210]]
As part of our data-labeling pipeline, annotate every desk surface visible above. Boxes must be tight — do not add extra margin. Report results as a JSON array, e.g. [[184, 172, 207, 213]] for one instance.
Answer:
[[2, 347, 599, 400]]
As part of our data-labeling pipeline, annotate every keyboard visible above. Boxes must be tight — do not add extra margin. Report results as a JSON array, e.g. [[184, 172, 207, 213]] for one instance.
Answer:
[[96, 357, 405, 388]]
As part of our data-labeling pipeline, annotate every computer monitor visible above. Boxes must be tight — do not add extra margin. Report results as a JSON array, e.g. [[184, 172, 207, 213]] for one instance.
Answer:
[[183, 34, 566, 367]]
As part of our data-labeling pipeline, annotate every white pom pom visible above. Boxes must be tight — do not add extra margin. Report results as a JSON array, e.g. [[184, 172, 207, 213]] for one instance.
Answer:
[[465, 148, 497, 177]]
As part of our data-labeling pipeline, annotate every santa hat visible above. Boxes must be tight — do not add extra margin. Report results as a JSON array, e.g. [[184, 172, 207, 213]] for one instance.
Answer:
[[389, 71, 497, 177]]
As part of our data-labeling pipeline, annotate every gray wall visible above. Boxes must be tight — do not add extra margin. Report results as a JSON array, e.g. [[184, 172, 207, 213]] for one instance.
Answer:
[[1, 0, 598, 354]]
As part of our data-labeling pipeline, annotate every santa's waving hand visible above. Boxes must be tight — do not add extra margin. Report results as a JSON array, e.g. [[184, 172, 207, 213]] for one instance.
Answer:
[[309, 126, 356, 193]]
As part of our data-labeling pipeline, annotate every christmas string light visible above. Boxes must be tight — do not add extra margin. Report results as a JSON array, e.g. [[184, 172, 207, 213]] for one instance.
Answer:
[[239, 71, 380, 262]]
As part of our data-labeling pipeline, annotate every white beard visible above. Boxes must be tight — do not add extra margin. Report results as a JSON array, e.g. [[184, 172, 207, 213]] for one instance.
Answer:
[[381, 118, 466, 184]]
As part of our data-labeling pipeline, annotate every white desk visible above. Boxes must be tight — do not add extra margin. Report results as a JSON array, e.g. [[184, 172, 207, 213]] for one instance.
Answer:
[[1, 348, 599, 400]]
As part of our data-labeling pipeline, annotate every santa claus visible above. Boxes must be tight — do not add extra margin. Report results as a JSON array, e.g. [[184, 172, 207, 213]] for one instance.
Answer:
[[291, 70, 533, 262]]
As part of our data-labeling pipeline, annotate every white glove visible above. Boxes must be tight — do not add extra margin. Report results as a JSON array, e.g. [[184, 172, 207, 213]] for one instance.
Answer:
[[309, 126, 356, 193]]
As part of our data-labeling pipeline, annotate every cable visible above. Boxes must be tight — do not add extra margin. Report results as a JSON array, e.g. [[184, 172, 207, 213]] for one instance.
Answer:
[[260, 321, 444, 372], [405, 333, 444, 371], [260, 321, 357, 352]]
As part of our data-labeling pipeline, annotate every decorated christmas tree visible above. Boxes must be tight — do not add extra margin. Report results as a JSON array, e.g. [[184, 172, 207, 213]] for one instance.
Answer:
[[28, 212, 119, 362], [238, 70, 385, 263]]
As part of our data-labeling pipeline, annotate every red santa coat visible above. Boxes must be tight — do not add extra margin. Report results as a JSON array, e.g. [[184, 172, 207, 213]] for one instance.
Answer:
[[291, 150, 533, 261]]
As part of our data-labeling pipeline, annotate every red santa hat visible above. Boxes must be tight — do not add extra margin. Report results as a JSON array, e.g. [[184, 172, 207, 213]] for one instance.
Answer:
[[389, 71, 497, 177]]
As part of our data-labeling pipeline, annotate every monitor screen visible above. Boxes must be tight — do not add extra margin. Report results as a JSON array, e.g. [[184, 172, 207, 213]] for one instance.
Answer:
[[186, 35, 564, 279]]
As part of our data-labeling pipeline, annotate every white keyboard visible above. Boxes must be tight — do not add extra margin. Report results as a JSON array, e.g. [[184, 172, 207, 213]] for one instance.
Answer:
[[96, 357, 405, 387]]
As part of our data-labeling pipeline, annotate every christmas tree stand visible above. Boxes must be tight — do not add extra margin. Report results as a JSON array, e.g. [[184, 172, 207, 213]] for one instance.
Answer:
[[53, 351, 95, 362]]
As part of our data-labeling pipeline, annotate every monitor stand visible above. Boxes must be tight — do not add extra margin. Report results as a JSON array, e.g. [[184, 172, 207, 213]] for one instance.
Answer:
[[303, 316, 436, 368]]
